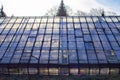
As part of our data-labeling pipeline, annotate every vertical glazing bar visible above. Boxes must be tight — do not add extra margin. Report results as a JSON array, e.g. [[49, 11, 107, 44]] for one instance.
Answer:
[[79, 16, 89, 74], [73, 16, 79, 74], [38, 16, 49, 75]]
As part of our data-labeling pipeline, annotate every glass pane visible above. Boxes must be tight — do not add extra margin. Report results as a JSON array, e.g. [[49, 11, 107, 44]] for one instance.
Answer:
[[90, 68, 99, 75], [78, 50, 88, 63], [49, 68, 58, 75], [70, 68, 78, 75], [110, 68, 119, 74], [39, 68, 48, 75], [29, 68, 38, 74], [80, 68, 89, 75], [100, 68, 109, 75]]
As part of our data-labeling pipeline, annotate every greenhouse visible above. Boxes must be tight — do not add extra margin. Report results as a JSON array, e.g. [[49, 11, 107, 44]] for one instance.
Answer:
[[0, 16, 120, 75]]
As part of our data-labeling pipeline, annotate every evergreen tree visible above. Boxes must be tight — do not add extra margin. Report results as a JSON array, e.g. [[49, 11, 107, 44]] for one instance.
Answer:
[[0, 5, 7, 17], [56, 0, 68, 16]]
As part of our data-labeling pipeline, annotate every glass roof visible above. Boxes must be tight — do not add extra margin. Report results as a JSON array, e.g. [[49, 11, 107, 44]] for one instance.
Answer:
[[0, 16, 120, 66]]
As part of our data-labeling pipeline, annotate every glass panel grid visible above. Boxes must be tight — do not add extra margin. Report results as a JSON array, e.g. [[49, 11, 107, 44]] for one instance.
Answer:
[[0, 16, 120, 75]]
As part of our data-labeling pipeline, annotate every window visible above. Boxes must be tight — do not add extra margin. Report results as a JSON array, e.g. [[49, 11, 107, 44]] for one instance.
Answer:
[[86, 17, 92, 23], [49, 52, 58, 63], [80, 68, 89, 75], [83, 29, 89, 34], [90, 68, 99, 75], [81, 23, 88, 29], [110, 68, 119, 74], [96, 50, 107, 63], [40, 23, 46, 29], [73, 17, 79, 23], [35, 18, 41, 23], [46, 29, 52, 34], [80, 17, 86, 23], [69, 56, 78, 63], [105, 50, 118, 63], [100, 68, 109, 75], [44, 35, 51, 41], [40, 50, 49, 63], [19, 68, 28, 74], [16, 18, 23, 23], [3, 18, 11, 23], [93, 42, 103, 50], [52, 40, 59, 47], [41, 18, 47, 23], [68, 29, 74, 34], [77, 42, 85, 49], [78, 50, 88, 63], [68, 35, 75, 41], [54, 17, 60, 23], [39, 68, 48, 75], [84, 35, 91, 42], [92, 35, 100, 41], [0, 17, 5, 24], [0, 16, 120, 75], [74, 24, 81, 28], [67, 17, 73, 23], [49, 68, 58, 75], [28, 18, 35, 23], [29, 68, 38, 74], [9, 18, 16, 23], [59, 68, 69, 75], [85, 42, 94, 50], [48, 18, 53, 23], [9, 68, 19, 74], [105, 17, 112, 22], [87, 50, 98, 63], [53, 29, 59, 34], [70, 68, 78, 75]]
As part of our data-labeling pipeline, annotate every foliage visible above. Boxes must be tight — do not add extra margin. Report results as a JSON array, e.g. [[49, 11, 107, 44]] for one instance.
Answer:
[[76, 8, 117, 16], [0, 75, 120, 80], [89, 8, 104, 16], [45, 5, 73, 16], [75, 10, 88, 16], [45, 6, 117, 16], [45, 6, 58, 16]]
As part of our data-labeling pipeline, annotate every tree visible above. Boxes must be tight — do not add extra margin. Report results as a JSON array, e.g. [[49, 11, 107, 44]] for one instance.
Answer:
[[75, 8, 117, 16], [45, 6, 58, 16], [89, 8, 104, 16], [45, 0, 73, 16], [56, 0, 68, 16], [0, 5, 7, 17], [106, 11, 117, 16], [45, 5, 73, 16], [75, 10, 88, 16]]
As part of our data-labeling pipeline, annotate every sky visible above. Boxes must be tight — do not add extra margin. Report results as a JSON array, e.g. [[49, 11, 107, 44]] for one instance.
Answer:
[[0, 0, 120, 16]]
